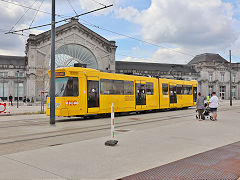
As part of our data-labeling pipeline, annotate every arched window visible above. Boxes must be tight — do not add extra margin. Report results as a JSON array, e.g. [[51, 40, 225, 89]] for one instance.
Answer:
[[54, 44, 98, 69]]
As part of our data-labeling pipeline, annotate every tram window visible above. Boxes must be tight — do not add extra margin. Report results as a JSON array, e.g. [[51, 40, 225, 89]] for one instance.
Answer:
[[146, 82, 154, 95], [162, 83, 168, 95], [101, 79, 134, 95], [124, 81, 134, 95], [55, 77, 78, 97], [100, 79, 113, 94], [188, 85, 192, 94], [176, 84, 183, 94], [101, 79, 128, 95], [113, 80, 124, 94], [183, 85, 192, 95]]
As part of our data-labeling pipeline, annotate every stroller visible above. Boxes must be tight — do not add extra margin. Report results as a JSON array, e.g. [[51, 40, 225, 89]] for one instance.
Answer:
[[196, 103, 213, 120]]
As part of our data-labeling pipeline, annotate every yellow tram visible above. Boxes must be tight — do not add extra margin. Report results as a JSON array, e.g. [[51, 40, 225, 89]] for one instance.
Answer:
[[46, 67, 198, 117]]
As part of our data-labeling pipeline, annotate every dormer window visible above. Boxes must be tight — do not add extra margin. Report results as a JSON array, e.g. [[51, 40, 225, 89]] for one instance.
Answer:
[[209, 73, 213, 81], [221, 73, 224, 82], [233, 75, 236, 83]]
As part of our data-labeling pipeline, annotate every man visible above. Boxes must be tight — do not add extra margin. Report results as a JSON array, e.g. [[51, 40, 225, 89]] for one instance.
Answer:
[[209, 92, 219, 121], [9, 94, 13, 106]]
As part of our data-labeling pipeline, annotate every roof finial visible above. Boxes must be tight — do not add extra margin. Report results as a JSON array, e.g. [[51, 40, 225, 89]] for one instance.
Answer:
[[71, 17, 79, 22]]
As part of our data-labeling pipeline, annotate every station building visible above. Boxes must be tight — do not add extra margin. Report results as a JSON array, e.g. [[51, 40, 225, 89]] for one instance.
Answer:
[[0, 20, 239, 101]]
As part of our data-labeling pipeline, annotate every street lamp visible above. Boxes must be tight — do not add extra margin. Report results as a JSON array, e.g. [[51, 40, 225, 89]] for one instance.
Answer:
[[229, 50, 232, 106], [17, 70, 19, 108]]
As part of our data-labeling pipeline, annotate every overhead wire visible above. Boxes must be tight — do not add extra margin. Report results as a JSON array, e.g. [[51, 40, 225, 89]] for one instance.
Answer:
[[116, 53, 163, 64], [5, 4, 113, 34], [9, 0, 39, 32], [0, 0, 69, 18], [116, 53, 191, 64], [89, 0, 107, 7], [3, 0, 231, 61], [78, 18, 195, 58], [66, 0, 78, 15], [29, 0, 45, 28]]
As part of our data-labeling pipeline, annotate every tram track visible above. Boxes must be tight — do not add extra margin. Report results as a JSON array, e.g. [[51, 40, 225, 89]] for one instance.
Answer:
[[0, 105, 238, 146], [0, 112, 195, 145], [0, 104, 238, 129], [0, 109, 194, 129]]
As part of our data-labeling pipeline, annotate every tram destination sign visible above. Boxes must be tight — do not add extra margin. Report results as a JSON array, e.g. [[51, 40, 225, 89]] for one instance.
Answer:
[[55, 72, 65, 77]]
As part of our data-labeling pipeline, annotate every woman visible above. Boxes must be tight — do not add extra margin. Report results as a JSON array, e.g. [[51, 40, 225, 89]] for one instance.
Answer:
[[196, 92, 205, 120]]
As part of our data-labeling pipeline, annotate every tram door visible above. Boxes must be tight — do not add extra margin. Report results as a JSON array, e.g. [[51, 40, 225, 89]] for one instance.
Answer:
[[193, 87, 197, 103], [135, 81, 146, 110], [169, 84, 177, 108], [87, 77, 99, 113]]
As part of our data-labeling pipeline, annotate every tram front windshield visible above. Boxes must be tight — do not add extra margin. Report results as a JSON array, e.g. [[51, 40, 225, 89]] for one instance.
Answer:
[[55, 77, 78, 97]]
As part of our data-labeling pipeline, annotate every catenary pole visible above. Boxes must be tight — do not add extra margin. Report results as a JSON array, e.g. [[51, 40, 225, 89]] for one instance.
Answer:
[[17, 70, 19, 108], [50, 0, 55, 125], [229, 50, 232, 106]]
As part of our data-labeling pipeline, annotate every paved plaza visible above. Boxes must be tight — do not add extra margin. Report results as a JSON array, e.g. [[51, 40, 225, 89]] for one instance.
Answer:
[[0, 100, 239, 179]]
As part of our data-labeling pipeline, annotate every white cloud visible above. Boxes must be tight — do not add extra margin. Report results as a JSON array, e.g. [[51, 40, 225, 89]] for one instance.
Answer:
[[0, 0, 50, 55], [151, 48, 192, 64], [116, 6, 139, 21], [117, 0, 239, 53], [118, 47, 192, 64]]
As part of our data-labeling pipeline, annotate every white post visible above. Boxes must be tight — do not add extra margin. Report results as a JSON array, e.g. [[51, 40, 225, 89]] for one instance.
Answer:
[[111, 103, 115, 139], [104, 103, 118, 146], [7, 102, 10, 114]]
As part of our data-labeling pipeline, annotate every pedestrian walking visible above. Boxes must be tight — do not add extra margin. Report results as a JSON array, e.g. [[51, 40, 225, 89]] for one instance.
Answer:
[[209, 92, 219, 121], [9, 94, 13, 106], [23, 96, 26, 103], [196, 92, 205, 121]]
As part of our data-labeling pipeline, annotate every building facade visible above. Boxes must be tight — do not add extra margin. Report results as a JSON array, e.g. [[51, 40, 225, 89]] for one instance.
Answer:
[[0, 55, 27, 101], [188, 53, 240, 100], [116, 53, 240, 100]]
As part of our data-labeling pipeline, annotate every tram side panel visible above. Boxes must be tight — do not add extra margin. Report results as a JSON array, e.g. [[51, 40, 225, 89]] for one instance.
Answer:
[[180, 81, 198, 108], [98, 74, 159, 114], [145, 78, 159, 110], [159, 79, 170, 109], [98, 73, 136, 114], [135, 77, 159, 111], [176, 83, 183, 108]]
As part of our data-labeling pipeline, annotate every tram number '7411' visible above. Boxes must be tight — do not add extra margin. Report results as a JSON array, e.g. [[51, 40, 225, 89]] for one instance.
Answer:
[[65, 101, 79, 106]]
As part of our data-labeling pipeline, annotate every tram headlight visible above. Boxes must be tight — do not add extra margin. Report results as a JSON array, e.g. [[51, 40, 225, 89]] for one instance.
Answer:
[[47, 103, 60, 109]]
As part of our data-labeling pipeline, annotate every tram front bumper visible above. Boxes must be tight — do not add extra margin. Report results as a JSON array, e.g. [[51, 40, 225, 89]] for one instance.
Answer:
[[46, 98, 69, 116], [46, 107, 69, 116]]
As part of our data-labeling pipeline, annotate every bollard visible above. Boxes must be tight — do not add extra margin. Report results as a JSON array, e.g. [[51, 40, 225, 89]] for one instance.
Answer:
[[105, 103, 118, 146], [111, 103, 115, 138]]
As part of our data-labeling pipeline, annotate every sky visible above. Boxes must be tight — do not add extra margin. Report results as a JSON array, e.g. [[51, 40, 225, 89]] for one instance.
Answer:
[[0, 0, 240, 64]]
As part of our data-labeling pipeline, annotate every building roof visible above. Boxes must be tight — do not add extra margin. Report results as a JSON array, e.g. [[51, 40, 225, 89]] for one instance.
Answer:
[[0, 55, 26, 66], [116, 61, 196, 73], [188, 53, 228, 65], [27, 19, 116, 47]]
